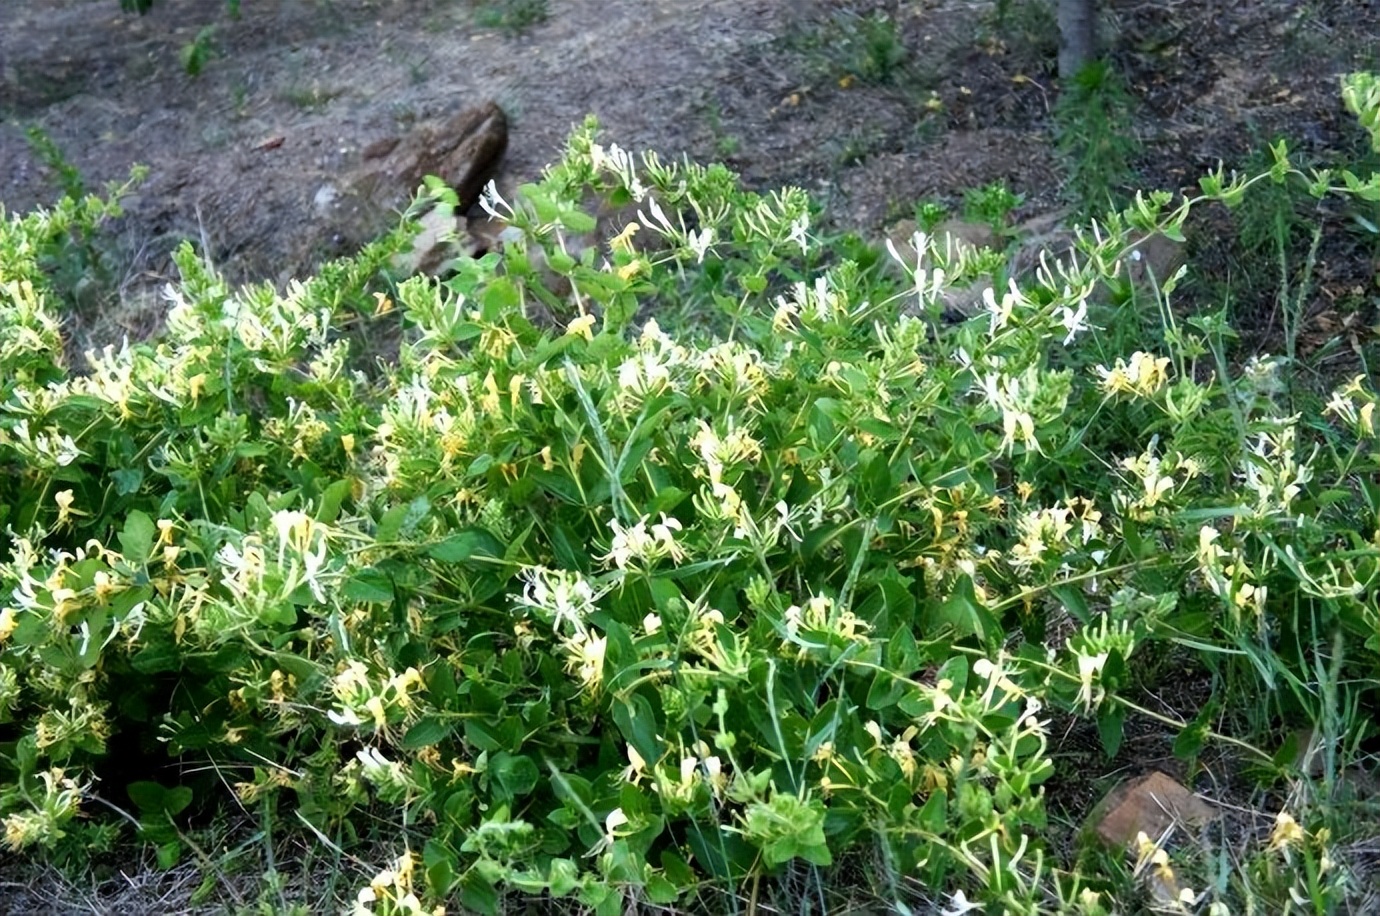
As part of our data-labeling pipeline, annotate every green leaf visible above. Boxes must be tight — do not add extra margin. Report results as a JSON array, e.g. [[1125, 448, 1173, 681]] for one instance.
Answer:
[[1173, 701, 1215, 763], [130, 642, 181, 674], [547, 858, 579, 897], [112, 467, 143, 496], [127, 781, 193, 817], [1097, 706, 1126, 759], [490, 752, 539, 799], [808, 399, 840, 448], [644, 486, 688, 516], [1272, 731, 1303, 770], [342, 569, 394, 604], [459, 871, 499, 916], [886, 622, 920, 673], [684, 823, 756, 878], [927, 575, 989, 641], [660, 850, 695, 887], [464, 719, 503, 752], [118, 510, 157, 562], [645, 872, 680, 904], [315, 478, 352, 524], [480, 276, 521, 320], [531, 470, 585, 506], [559, 208, 598, 234], [1053, 584, 1090, 625], [611, 692, 660, 767], [163, 787, 193, 816], [427, 528, 504, 564], [427, 663, 458, 706], [403, 717, 451, 749], [865, 671, 906, 710], [155, 840, 182, 869], [859, 450, 892, 510], [936, 655, 969, 695], [582, 883, 623, 916], [423, 840, 456, 895], [549, 522, 587, 571], [375, 503, 411, 543], [918, 789, 947, 833]]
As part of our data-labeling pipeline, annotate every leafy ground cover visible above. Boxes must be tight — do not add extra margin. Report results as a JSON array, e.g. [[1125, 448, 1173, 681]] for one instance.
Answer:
[[3, 79, 1380, 913], [4, 2, 1380, 914]]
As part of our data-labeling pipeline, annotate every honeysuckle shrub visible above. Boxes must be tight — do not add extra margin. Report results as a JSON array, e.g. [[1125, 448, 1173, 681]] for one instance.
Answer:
[[2, 87, 1379, 913]]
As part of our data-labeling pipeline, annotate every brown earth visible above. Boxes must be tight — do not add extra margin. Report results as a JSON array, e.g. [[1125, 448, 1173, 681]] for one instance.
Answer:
[[4, 1, 1379, 369], [3, 0, 1380, 911]]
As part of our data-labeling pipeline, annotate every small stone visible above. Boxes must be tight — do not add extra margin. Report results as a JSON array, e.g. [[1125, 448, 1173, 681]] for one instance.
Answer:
[[1121, 232, 1186, 287], [392, 206, 458, 276], [366, 100, 507, 210], [1087, 770, 1217, 849], [313, 184, 340, 213]]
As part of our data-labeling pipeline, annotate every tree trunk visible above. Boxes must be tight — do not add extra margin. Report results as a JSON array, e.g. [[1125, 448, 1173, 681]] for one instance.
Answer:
[[1057, 0, 1097, 79]]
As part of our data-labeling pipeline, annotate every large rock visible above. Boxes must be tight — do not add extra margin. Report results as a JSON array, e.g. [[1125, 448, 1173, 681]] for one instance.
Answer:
[[356, 100, 508, 212], [315, 101, 509, 272], [1120, 230, 1186, 287], [1087, 770, 1217, 848], [1085, 770, 1217, 905]]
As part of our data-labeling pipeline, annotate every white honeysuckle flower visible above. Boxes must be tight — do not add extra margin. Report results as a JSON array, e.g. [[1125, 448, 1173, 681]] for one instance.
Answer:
[[638, 195, 674, 235], [687, 227, 713, 262], [1056, 297, 1090, 345], [977, 371, 1039, 456], [516, 566, 602, 636], [984, 283, 1013, 334], [602, 514, 686, 569], [622, 745, 648, 784], [587, 807, 630, 857], [478, 179, 512, 221], [788, 214, 809, 253], [563, 630, 608, 691], [328, 708, 365, 727], [1076, 651, 1109, 712], [356, 746, 393, 771], [940, 889, 983, 915]]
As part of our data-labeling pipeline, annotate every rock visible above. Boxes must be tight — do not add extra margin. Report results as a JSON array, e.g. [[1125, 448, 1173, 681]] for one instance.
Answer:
[[312, 184, 340, 214], [1000, 213, 1189, 305], [458, 213, 517, 257], [392, 205, 460, 277], [361, 135, 401, 160], [1086, 770, 1217, 849], [356, 100, 508, 211], [315, 101, 509, 273], [1086, 771, 1217, 907], [1121, 231, 1186, 287], [1287, 728, 1380, 802]]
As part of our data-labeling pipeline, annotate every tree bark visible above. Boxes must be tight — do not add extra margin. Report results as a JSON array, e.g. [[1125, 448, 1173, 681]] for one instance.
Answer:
[[1057, 0, 1097, 79]]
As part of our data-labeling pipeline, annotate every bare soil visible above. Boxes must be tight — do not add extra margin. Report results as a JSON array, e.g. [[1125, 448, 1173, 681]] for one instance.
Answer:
[[3, 1, 1378, 359], [3, 0, 1380, 911]]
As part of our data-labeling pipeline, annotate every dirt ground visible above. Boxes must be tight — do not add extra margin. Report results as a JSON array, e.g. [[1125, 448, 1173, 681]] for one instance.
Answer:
[[4, 1, 1377, 326], [3, 1, 1379, 354], [3, 0, 1380, 912]]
